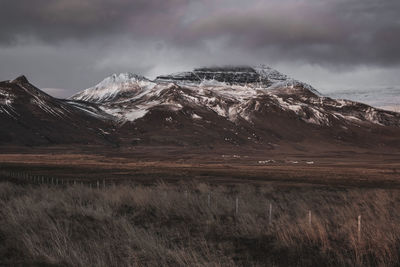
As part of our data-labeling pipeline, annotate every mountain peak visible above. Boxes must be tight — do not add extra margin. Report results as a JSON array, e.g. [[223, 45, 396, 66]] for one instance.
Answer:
[[156, 65, 261, 85], [100, 73, 149, 85], [11, 75, 29, 84], [155, 64, 309, 90], [70, 72, 154, 103]]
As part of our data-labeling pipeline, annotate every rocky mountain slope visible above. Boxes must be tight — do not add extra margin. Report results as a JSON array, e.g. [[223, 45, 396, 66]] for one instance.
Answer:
[[71, 65, 397, 127], [69, 65, 400, 148], [0, 76, 116, 145], [1, 65, 400, 150]]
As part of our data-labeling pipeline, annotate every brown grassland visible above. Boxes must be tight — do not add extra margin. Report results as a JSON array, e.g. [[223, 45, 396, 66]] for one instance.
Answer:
[[1, 148, 400, 266], [1, 181, 400, 266]]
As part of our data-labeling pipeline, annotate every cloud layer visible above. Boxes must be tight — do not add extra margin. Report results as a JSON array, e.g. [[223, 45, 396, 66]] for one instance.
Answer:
[[0, 0, 399, 96]]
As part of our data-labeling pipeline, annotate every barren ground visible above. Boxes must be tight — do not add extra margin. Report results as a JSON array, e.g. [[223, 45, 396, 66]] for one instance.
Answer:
[[1, 145, 399, 188]]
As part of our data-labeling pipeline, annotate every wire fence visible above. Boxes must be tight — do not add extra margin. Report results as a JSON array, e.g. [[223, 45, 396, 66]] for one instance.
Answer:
[[0, 169, 364, 243]]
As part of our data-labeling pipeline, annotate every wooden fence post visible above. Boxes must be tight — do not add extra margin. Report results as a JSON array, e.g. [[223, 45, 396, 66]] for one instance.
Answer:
[[235, 197, 239, 216], [269, 203, 272, 225], [308, 210, 312, 227], [358, 215, 361, 242]]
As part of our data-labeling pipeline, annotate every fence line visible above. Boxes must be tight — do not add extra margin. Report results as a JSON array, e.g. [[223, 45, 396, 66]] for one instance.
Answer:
[[0, 169, 365, 242], [0, 170, 121, 189]]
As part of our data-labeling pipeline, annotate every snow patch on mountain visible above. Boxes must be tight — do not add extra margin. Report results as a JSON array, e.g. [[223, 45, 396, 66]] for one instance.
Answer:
[[253, 65, 288, 82], [96, 73, 148, 87], [192, 113, 202, 119], [71, 73, 156, 103], [66, 101, 111, 119], [0, 92, 15, 107], [101, 106, 148, 122], [0, 87, 19, 119]]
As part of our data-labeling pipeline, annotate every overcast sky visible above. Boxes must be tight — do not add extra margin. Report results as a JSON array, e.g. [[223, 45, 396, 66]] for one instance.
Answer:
[[0, 0, 400, 98]]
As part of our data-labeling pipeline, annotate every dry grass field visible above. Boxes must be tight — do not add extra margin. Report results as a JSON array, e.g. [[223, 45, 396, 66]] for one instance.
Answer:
[[1, 181, 400, 266], [1, 148, 400, 266]]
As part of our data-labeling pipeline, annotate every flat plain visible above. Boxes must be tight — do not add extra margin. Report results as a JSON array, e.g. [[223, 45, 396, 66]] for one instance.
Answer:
[[1, 146, 400, 266]]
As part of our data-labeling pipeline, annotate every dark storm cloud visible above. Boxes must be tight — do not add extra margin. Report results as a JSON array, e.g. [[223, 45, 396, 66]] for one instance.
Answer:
[[1, 0, 400, 97], [0, 0, 188, 44], [1, 0, 399, 67], [183, 0, 400, 67]]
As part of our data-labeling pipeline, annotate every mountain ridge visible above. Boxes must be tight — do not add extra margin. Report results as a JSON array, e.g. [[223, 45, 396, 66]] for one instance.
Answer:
[[69, 65, 397, 127], [0, 77, 117, 145], [1, 65, 400, 150]]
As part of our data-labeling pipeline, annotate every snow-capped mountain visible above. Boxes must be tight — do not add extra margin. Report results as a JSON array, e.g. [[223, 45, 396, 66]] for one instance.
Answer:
[[71, 73, 155, 103], [2, 65, 400, 149], [155, 65, 316, 91], [70, 65, 399, 128]]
